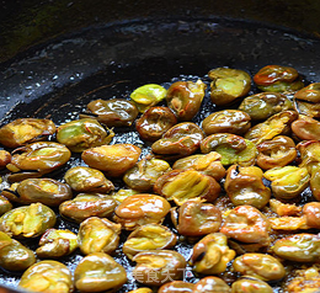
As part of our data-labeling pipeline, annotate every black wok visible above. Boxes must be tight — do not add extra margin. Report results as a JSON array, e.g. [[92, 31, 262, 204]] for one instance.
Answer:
[[1, 0, 320, 292]]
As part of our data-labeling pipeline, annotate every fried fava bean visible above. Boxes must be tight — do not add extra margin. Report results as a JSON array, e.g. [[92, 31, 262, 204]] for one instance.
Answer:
[[83, 98, 139, 127], [202, 110, 251, 136], [253, 65, 304, 92], [158, 281, 194, 293], [244, 110, 298, 145], [2, 178, 72, 206], [286, 265, 320, 293], [136, 106, 177, 141], [193, 277, 231, 293], [232, 253, 285, 281], [114, 194, 171, 230], [82, 143, 141, 177], [74, 252, 126, 292], [294, 83, 320, 118], [0, 149, 11, 169], [19, 260, 73, 293], [132, 250, 186, 286], [0, 118, 56, 148], [272, 233, 320, 262], [6, 141, 71, 182], [256, 135, 297, 170], [36, 228, 78, 259], [200, 133, 257, 166], [123, 157, 171, 192], [154, 170, 221, 206], [231, 276, 273, 293], [166, 79, 206, 120], [111, 188, 138, 203], [130, 83, 167, 113], [56, 118, 114, 153], [190, 233, 236, 275], [263, 166, 310, 200], [208, 67, 251, 106], [225, 165, 271, 209], [239, 92, 293, 121], [64, 166, 114, 193], [269, 199, 301, 217], [0, 195, 12, 216], [128, 288, 153, 293], [0, 203, 56, 238], [303, 202, 320, 229], [269, 216, 309, 231], [78, 217, 121, 255], [172, 152, 226, 181], [59, 193, 118, 223], [220, 205, 271, 246], [123, 223, 177, 260], [0, 231, 36, 271], [171, 198, 222, 237], [152, 122, 204, 160], [291, 115, 320, 140], [298, 141, 320, 201]]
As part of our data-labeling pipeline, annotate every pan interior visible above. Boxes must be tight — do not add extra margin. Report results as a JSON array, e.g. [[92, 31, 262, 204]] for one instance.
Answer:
[[0, 17, 320, 293]]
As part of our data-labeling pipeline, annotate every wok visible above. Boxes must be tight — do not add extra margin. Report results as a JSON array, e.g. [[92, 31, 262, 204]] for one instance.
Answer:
[[1, 0, 320, 292]]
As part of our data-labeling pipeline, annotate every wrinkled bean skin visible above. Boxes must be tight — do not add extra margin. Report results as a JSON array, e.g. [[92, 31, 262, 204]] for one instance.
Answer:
[[78, 217, 121, 255], [56, 118, 114, 153], [253, 65, 304, 92], [286, 266, 320, 293], [233, 253, 285, 281], [3, 178, 72, 206], [209, 67, 251, 106], [6, 142, 71, 182], [152, 122, 204, 160], [111, 188, 138, 203], [0, 195, 12, 216], [59, 193, 118, 223], [239, 92, 293, 121], [123, 157, 171, 192], [263, 166, 310, 200], [154, 169, 221, 206], [114, 194, 171, 230], [0, 203, 56, 238], [74, 252, 127, 293], [123, 223, 177, 260], [190, 233, 236, 275], [36, 228, 78, 259], [244, 110, 298, 145], [0, 150, 11, 169], [303, 202, 320, 228], [231, 276, 273, 293], [64, 166, 114, 193], [0, 231, 36, 271], [132, 250, 186, 286], [193, 276, 231, 293], [220, 205, 271, 246], [171, 198, 222, 237], [136, 106, 177, 141], [294, 83, 320, 118], [158, 281, 194, 293], [202, 110, 251, 135], [172, 152, 226, 181], [130, 84, 167, 113], [272, 233, 320, 262], [292, 115, 320, 141], [19, 260, 73, 293], [84, 98, 139, 127], [200, 133, 257, 166], [269, 199, 301, 217], [225, 165, 271, 209], [82, 143, 141, 177], [0, 118, 56, 148], [166, 79, 206, 121], [256, 135, 297, 170]]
